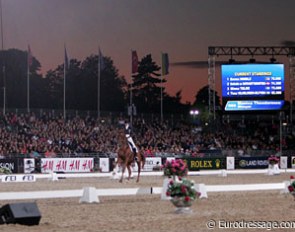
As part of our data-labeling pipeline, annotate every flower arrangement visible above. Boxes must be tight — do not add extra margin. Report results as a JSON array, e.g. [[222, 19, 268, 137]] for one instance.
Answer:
[[162, 159, 188, 178], [0, 167, 12, 174], [288, 176, 295, 198], [166, 178, 199, 207], [268, 156, 280, 165]]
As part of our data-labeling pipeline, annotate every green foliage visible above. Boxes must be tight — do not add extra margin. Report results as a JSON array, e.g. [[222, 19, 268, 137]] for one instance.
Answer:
[[166, 178, 199, 202], [288, 176, 295, 195], [0, 167, 12, 174]]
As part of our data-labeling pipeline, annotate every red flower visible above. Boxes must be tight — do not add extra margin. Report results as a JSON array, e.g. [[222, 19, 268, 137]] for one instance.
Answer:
[[166, 191, 171, 196], [184, 196, 190, 202], [290, 176, 295, 179], [288, 185, 294, 192], [181, 185, 187, 193]]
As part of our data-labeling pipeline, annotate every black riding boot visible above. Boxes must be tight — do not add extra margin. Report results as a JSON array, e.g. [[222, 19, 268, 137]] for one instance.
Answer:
[[132, 148, 138, 162]]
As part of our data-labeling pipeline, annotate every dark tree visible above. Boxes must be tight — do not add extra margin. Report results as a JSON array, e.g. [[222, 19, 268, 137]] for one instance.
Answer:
[[80, 55, 127, 112], [191, 85, 221, 122], [192, 85, 220, 109], [132, 54, 164, 113], [0, 49, 45, 109], [163, 90, 190, 114], [46, 66, 64, 109], [46, 54, 127, 112]]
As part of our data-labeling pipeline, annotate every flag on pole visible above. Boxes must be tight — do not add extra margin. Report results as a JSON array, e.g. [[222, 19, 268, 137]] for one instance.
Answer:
[[132, 50, 138, 74], [28, 45, 33, 67], [64, 46, 69, 70], [162, 53, 169, 76]]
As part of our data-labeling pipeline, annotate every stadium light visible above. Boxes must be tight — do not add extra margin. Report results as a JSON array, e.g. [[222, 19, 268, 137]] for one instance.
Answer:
[[190, 110, 199, 116]]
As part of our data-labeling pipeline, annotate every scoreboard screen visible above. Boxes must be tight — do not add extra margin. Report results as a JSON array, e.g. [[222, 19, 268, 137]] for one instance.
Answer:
[[221, 64, 285, 111]]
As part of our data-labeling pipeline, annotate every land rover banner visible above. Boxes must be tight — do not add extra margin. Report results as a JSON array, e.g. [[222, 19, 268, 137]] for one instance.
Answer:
[[237, 157, 269, 169]]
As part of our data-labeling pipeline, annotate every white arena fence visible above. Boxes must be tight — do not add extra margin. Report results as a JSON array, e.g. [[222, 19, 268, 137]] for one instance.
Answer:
[[0, 182, 290, 202], [0, 168, 294, 202], [1, 168, 295, 182]]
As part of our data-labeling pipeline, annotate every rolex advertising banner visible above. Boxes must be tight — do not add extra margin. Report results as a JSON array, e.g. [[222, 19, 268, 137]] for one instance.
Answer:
[[185, 158, 225, 171]]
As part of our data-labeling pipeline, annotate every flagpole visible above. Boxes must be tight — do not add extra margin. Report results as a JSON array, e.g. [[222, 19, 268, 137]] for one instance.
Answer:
[[97, 48, 101, 119], [161, 53, 169, 124], [27, 46, 30, 113], [160, 53, 164, 123], [130, 50, 138, 126], [160, 74, 163, 123], [130, 50, 133, 126], [0, 0, 5, 115], [63, 46, 66, 120], [63, 59, 66, 120], [129, 82, 133, 126]]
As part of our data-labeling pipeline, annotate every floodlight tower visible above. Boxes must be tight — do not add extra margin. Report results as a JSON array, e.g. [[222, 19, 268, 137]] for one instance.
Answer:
[[208, 53, 216, 121], [289, 53, 295, 122]]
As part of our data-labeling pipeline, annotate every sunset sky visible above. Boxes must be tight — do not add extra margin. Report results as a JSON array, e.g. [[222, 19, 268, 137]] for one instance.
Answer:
[[2, 0, 295, 103]]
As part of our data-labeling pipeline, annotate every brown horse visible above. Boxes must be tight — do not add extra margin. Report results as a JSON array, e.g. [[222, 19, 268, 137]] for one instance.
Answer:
[[115, 131, 145, 183]]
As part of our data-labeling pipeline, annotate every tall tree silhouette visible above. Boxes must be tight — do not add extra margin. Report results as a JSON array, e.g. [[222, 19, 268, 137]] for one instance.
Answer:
[[132, 54, 164, 113]]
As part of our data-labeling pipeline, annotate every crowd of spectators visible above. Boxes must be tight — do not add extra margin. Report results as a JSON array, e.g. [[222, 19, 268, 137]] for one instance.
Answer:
[[0, 111, 294, 158]]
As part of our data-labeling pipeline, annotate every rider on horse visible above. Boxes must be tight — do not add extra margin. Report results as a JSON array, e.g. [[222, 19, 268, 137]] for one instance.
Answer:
[[125, 122, 138, 161]]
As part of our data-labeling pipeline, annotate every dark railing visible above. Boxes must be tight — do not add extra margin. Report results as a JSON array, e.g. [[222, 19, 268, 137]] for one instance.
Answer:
[[2, 149, 293, 160], [0, 108, 186, 123]]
